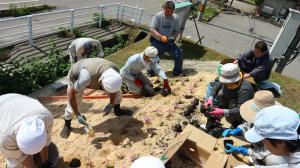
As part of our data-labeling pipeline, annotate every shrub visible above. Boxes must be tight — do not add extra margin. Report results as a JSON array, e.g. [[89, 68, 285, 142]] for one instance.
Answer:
[[104, 35, 126, 56], [0, 35, 127, 94], [3, 4, 56, 17], [254, 0, 264, 5], [0, 40, 70, 94], [57, 27, 82, 38], [57, 27, 69, 38], [92, 13, 111, 28]]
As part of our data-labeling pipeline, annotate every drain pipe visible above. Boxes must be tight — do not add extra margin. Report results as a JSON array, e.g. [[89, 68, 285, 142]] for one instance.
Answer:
[[197, 0, 208, 22]]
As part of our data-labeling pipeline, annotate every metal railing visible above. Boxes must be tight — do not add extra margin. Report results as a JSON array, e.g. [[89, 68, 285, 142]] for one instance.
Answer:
[[0, 3, 143, 48]]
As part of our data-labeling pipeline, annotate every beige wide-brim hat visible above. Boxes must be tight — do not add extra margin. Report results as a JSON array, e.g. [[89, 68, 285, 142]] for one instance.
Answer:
[[240, 90, 281, 123]]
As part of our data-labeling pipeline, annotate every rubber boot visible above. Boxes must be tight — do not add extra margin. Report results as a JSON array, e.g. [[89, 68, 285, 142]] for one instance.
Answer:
[[114, 104, 133, 116], [60, 119, 71, 139]]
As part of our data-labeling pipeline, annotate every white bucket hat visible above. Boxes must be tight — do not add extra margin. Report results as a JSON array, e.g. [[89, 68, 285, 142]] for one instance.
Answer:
[[16, 117, 47, 155], [240, 90, 281, 123], [99, 68, 122, 93], [130, 156, 165, 168], [245, 105, 300, 143], [219, 63, 241, 84], [144, 46, 160, 63]]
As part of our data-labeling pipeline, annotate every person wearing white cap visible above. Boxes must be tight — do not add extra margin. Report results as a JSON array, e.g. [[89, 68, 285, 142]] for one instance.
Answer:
[[0, 94, 53, 168], [235, 105, 300, 168], [130, 156, 165, 168], [68, 37, 104, 64], [223, 90, 289, 166], [204, 63, 254, 128], [60, 58, 132, 139], [120, 46, 171, 97]]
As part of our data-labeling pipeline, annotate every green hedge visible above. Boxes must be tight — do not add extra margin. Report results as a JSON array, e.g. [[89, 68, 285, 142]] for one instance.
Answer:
[[0, 4, 56, 17]]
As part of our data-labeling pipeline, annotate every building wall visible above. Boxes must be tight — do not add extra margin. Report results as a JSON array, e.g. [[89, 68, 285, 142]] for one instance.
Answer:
[[262, 0, 296, 17]]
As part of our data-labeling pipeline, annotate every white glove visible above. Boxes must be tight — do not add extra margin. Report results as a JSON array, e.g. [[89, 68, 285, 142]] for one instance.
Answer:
[[103, 103, 114, 113], [234, 165, 255, 168]]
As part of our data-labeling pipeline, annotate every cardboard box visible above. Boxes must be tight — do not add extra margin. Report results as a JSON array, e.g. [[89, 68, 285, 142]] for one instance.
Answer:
[[161, 124, 248, 168]]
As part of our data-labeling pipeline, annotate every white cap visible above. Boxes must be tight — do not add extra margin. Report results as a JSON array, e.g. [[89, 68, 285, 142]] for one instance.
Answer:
[[144, 46, 160, 63], [99, 68, 122, 93], [245, 105, 300, 143], [130, 156, 165, 168], [16, 117, 47, 155], [219, 63, 241, 84]]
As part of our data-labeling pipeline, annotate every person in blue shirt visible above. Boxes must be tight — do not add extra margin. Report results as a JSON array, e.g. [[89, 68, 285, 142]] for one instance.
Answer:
[[233, 41, 273, 83]]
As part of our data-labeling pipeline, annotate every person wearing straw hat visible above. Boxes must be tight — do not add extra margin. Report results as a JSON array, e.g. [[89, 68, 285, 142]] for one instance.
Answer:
[[120, 46, 171, 97], [68, 37, 104, 64], [0, 94, 54, 168], [223, 90, 289, 166], [60, 58, 132, 139], [204, 63, 254, 128], [234, 105, 300, 168]]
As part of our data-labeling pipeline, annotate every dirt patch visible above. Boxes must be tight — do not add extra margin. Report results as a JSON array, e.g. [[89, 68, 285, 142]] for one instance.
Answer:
[[0, 70, 222, 167]]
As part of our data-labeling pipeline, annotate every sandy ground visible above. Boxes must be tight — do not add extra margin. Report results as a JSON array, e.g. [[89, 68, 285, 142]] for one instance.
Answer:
[[1, 61, 247, 167]]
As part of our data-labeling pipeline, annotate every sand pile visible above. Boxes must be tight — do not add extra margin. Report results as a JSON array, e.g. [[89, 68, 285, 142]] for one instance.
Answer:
[[1, 63, 226, 167]]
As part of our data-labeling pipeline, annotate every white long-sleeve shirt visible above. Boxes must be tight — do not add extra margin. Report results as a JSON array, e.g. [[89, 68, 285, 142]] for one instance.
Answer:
[[68, 37, 104, 63], [120, 53, 167, 81], [0, 94, 53, 166]]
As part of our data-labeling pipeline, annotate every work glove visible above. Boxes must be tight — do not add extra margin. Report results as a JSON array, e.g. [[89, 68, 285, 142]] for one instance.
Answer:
[[134, 79, 143, 88], [204, 96, 213, 108], [222, 127, 243, 137], [161, 80, 171, 97], [76, 114, 87, 125], [160, 35, 168, 43], [224, 144, 249, 156], [209, 108, 224, 116], [40, 160, 54, 168], [103, 103, 114, 114]]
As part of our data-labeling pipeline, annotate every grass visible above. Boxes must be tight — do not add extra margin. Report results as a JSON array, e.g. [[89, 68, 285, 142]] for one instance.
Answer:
[[105, 36, 228, 68], [270, 73, 300, 112], [189, 6, 219, 22], [0, 4, 56, 17], [203, 7, 219, 22], [105, 36, 300, 112]]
